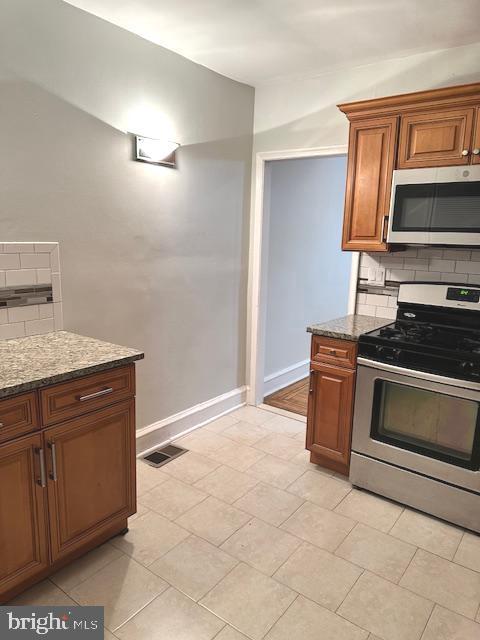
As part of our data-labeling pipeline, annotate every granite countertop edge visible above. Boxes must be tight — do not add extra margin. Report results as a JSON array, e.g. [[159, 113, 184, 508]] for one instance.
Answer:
[[0, 331, 144, 400], [0, 354, 144, 399], [307, 313, 392, 341]]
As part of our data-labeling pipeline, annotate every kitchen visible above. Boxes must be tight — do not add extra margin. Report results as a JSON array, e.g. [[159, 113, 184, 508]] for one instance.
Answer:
[[1, 2, 480, 640]]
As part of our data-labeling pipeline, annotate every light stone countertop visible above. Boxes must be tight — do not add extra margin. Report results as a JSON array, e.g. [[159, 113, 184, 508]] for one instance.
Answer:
[[307, 314, 392, 341], [0, 331, 144, 399]]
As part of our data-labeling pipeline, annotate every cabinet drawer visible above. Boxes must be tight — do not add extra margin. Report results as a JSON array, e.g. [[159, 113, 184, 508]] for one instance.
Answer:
[[311, 336, 357, 369], [40, 364, 135, 426], [0, 392, 39, 444]]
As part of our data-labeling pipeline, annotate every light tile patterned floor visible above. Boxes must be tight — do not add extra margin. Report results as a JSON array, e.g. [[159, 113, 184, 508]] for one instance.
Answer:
[[10, 406, 480, 640]]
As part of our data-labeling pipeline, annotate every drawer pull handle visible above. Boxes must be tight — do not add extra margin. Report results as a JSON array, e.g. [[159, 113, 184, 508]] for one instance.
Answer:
[[0, 422, 3, 428], [78, 387, 114, 402], [48, 442, 58, 481], [329, 349, 337, 356], [35, 448, 47, 488]]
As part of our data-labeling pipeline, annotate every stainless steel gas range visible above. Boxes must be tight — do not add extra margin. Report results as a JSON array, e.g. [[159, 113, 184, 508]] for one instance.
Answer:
[[350, 282, 480, 532]]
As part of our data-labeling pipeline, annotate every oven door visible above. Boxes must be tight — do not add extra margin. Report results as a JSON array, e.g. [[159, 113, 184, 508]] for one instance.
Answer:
[[353, 358, 480, 492], [387, 165, 480, 245]]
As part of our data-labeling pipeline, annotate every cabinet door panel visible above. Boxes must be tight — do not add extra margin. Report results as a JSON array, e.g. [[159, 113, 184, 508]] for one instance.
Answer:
[[472, 108, 480, 165], [306, 363, 355, 474], [342, 117, 398, 252], [398, 108, 474, 168], [0, 434, 49, 600], [45, 400, 136, 562]]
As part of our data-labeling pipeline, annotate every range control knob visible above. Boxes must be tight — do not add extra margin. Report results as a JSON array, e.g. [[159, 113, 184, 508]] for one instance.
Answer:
[[460, 361, 475, 373]]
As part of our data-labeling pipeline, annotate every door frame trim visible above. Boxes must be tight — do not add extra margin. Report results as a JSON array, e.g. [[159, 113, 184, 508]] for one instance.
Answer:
[[246, 144, 357, 405]]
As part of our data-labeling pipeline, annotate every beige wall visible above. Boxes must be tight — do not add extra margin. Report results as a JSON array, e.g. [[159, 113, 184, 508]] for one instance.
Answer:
[[254, 42, 480, 154], [0, 0, 254, 429]]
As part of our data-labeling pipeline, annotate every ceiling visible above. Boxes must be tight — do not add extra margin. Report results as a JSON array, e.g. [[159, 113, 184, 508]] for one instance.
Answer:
[[64, 0, 480, 86]]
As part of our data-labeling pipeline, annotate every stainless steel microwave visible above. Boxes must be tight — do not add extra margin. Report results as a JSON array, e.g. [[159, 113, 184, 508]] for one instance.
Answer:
[[387, 165, 480, 245]]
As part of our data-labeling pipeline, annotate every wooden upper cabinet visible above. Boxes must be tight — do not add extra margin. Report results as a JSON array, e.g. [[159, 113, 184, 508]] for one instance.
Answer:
[[398, 108, 475, 168], [45, 400, 136, 562], [473, 108, 480, 165], [342, 116, 398, 252], [0, 434, 49, 599]]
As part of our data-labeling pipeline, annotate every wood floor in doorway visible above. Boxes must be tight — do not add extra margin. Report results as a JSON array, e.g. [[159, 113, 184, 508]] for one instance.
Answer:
[[264, 377, 309, 416]]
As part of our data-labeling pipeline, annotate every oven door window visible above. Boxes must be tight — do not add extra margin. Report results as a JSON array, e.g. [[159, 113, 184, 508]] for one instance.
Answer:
[[371, 380, 480, 469], [392, 181, 480, 232]]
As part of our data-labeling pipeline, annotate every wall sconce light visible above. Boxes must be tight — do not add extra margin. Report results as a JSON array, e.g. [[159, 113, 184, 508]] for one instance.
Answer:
[[134, 135, 180, 167]]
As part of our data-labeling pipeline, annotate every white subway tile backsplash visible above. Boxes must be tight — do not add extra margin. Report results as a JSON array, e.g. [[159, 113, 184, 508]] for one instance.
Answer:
[[34, 243, 58, 253], [0, 322, 26, 340], [443, 249, 471, 261], [39, 303, 54, 319], [0, 242, 63, 339], [357, 247, 480, 318], [365, 293, 389, 307], [7, 305, 39, 323], [404, 258, 429, 269], [0, 254, 21, 270], [414, 271, 442, 281], [51, 273, 62, 302], [25, 318, 55, 336], [428, 259, 455, 272], [416, 248, 444, 258], [20, 253, 51, 269], [441, 272, 467, 283], [357, 304, 376, 316], [36, 268, 52, 284], [386, 268, 415, 281], [4, 243, 35, 253], [455, 261, 480, 274], [53, 302, 63, 331], [375, 306, 396, 319], [5, 269, 36, 287], [379, 257, 404, 267]]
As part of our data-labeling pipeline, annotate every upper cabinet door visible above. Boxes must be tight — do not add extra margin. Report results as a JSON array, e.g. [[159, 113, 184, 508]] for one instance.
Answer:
[[45, 400, 136, 563], [0, 434, 49, 601], [472, 108, 480, 165], [398, 108, 475, 168], [342, 116, 398, 252]]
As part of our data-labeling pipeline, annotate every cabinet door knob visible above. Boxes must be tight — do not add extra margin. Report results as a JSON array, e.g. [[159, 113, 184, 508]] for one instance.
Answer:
[[473, 148, 480, 155], [461, 149, 470, 156]]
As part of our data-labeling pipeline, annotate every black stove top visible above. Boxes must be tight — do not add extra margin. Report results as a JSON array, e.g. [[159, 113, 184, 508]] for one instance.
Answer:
[[368, 321, 480, 355], [359, 310, 480, 383]]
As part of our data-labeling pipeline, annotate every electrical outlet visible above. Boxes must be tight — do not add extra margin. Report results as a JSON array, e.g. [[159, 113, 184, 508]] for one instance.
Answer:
[[367, 266, 386, 287]]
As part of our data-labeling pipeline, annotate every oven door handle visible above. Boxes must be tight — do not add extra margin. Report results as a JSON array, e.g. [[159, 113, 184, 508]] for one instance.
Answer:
[[357, 357, 480, 392]]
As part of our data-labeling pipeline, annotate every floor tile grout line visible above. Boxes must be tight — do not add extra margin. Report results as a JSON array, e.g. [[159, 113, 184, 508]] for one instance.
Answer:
[[334, 567, 366, 614], [112, 589, 169, 634], [418, 602, 437, 640], [258, 593, 300, 640], [52, 544, 128, 596]]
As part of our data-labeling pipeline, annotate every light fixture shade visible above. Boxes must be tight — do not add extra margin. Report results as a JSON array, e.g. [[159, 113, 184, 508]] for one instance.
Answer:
[[135, 135, 179, 167]]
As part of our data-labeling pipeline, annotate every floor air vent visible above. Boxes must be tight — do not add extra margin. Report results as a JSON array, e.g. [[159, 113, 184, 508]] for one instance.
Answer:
[[143, 444, 187, 468]]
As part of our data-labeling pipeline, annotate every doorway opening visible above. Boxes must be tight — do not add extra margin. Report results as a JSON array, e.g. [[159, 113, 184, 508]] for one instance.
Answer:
[[247, 147, 358, 417]]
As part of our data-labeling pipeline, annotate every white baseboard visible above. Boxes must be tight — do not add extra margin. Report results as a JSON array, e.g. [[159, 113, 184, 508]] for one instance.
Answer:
[[263, 359, 310, 397], [136, 385, 247, 457]]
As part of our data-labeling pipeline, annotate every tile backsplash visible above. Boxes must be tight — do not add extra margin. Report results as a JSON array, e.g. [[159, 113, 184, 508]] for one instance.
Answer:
[[356, 247, 480, 320], [0, 242, 63, 340]]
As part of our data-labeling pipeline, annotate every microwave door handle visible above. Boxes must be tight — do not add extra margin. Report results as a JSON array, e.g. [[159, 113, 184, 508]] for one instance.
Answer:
[[382, 215, 389, 243]]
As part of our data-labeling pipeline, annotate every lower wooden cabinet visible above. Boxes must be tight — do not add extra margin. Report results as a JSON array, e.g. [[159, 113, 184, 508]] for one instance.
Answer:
[[0, 434, 49, 596], [306, 336, 357, 476], [0, 365, 137, 603], [45, 400, 136, 562]]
